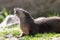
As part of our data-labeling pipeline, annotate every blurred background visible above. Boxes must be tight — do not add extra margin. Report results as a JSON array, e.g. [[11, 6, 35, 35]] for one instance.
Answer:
[[0, 0, 60, 19], [0, 0, 60, 40]]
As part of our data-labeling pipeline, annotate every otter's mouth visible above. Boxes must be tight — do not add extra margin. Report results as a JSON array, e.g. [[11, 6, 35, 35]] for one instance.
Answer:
[[14, 8, 18, 14], [14, 8, 24, 15]]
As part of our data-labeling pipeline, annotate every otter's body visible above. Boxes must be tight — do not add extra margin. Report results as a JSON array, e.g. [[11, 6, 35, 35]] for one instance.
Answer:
[[35, 17, 60, 33], [14, 8, 60, 36]]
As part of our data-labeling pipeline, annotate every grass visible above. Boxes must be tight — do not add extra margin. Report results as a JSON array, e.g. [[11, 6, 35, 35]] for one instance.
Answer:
[[0, 27, 20, 37], [0, 27, 60, 40], [0, 8, 60, 40]]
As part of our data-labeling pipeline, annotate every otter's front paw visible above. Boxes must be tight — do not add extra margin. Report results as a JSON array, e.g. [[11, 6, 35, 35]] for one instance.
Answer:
[[20, 33, 26, 37]]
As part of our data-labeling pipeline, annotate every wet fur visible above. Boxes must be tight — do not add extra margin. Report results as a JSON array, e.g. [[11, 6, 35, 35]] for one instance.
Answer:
[[14, 8, 60, 36]]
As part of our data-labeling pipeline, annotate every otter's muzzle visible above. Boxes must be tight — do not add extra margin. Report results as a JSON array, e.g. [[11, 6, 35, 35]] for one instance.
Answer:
[[14, 8, 19, 14]]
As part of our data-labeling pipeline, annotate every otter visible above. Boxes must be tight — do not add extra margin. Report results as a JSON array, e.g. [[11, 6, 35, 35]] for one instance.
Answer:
[[14, 8, 60, 37]]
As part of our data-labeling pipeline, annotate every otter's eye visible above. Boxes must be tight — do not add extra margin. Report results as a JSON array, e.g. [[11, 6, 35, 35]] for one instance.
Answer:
[[16, 11, 19, 13], [14, 8, 20, 14], [14, 10, 20, 14]]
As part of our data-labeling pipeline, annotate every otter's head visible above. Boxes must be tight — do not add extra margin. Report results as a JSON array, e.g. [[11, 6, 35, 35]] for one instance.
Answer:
[[14, 8, 31, 19]]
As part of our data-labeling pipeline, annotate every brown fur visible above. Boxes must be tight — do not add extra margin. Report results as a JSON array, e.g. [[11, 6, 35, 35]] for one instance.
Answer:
[[14, 8, 60, 36]]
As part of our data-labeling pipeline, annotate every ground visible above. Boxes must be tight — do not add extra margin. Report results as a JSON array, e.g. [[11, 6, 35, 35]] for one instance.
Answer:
[[0, 26, 60, 40]]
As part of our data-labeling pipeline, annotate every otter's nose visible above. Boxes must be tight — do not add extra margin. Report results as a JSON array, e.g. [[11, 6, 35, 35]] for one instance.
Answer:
[[14, 8, 20, 14], [14, 8, 20, 11]]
